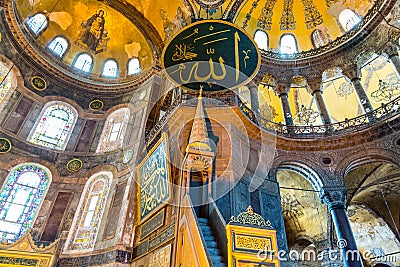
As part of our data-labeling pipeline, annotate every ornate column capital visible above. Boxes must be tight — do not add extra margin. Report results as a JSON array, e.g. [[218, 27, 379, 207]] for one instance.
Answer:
[[274, 83, 290, 96], [382, 43, 399, 58], [320, 186, 347, 211], [342, 64, 361, 81], [306, 80, 323, 94]]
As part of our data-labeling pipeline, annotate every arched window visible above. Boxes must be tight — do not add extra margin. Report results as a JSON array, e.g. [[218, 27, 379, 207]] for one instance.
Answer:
[[65, 172, 111, 251], [127, 58, 141, 75], [0, 62, 13, 105], [101, 59, 118, 78], [26, 13, 47, 36], [28, 102, 77, 150], [96, 108, 130, 153], [47, 36, 69, 58], [279, 34, 298, 54], [311, 27, 331, 48], [0, 163, 51, 243], [254, 30, 269, 50], [73, 53, 93, 73], [339, 9, 361, 31]]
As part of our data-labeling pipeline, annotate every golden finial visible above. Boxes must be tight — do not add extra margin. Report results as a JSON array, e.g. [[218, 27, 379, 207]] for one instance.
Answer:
[[199, 85, 203, 99]]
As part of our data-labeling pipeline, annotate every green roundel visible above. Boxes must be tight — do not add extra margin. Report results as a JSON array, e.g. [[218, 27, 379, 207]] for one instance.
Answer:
[[162, 20, 260, 92]]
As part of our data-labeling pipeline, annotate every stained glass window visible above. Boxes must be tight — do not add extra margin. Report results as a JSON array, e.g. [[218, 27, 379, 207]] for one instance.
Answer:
[[127, 58, 141, 75], [279, 34, 298, 54], [339, 9, 361, 31], [73, 53, 93, 73], [0, 163, 51, 243], [254, 30, 269, 51], [101, 59, 118, 78], [47, 36, 69, 57], [28, 102, 77, 150], [65, 172, 111, 251], [0, 62, 13, 104], [96, 108, 130, 153], [26, 13, 47, 35]]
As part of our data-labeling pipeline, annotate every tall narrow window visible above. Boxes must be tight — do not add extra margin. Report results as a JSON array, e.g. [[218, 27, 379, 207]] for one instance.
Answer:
[[26, 13, 47, 35], [339, 9, 361, 31], [127, 58, 141, 75], [279, 34, 298, 54], [28, 102, 77, 150], [0, 163, 51, 243], [311, 27, 331, 48], [96, 108, 130, 153], [47, 36, 69, 57], [65, 172, 111, 251], [73, 53, 93, 73], [0, 62, 13, 105], [101, 59, 118, 78], [254, 30, 269, 50]]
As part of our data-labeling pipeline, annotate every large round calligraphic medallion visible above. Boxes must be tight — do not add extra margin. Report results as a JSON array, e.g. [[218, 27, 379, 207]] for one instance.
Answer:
[[162, 20, 260, 92]]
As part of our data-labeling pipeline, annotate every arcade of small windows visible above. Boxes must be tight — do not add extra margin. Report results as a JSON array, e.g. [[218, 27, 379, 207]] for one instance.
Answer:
[[0, 163, 51, 243], [25, 13, 142, 77]]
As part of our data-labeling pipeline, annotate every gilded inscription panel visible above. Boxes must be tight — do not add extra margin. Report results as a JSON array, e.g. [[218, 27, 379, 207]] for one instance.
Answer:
[[137, 133, 171, 222]]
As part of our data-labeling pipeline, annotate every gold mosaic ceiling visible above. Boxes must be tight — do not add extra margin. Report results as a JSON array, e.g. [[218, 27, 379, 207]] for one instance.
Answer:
[[235, 0, 375, 52], [15, 0, 377, 79]]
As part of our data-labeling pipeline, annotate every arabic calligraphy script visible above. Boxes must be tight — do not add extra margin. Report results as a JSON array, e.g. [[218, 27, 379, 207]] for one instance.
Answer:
[[139, 138, 170, 221], [163, 20, 260, 92]]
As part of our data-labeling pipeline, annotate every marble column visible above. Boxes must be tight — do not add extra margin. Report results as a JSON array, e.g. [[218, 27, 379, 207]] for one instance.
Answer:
[[343, 66, 374, 116], [249, 85, 260, 114], [308, 81, 332, 125], [320, 187, 363, 267], [275, 84, 294, 126], [384, 44, 400, 76]]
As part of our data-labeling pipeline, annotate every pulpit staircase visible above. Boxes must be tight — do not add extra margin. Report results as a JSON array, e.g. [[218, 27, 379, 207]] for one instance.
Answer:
[[198, 217, 226, 267]]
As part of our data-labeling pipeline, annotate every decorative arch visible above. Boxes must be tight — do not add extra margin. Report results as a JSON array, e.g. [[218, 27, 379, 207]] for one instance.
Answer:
[[96, 107, 130, 153], [73, 53, 93, 73], [0, 163, 51, 243], [279, 34, 298, 54], [25, 13, 48, 36], [64, 171, 112, 252], [254, 30, 269, 50], [277, 162, 323, 191], [338, 9, 361, 32], [47, 36, 69, 58], [28, 101, 78, 150]]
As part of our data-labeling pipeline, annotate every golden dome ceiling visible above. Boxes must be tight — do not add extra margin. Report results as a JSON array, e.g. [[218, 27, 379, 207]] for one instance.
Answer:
[[15, 0, 155, 80], [235, 0, 375, 52], [13, 0, 380, 82]]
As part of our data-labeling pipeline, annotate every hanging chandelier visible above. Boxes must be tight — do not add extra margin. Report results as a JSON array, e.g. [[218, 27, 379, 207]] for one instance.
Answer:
[[294, 105, 319, 125]]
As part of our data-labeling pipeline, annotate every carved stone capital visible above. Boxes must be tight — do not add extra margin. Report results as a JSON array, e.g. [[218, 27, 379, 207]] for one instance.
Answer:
[[382, 43, 400, 58], [274, 83, 290, 96], [306, 80, 323, 94], [342, 64, 361, 81], [320, 186, 347, 211]]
